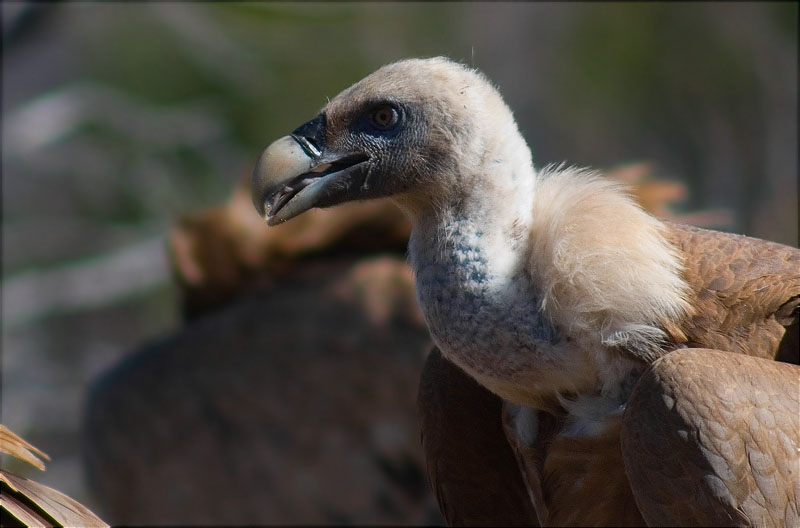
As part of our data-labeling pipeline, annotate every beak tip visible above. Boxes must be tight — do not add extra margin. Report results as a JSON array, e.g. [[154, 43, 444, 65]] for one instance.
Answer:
[[251, 196, 266, 219]]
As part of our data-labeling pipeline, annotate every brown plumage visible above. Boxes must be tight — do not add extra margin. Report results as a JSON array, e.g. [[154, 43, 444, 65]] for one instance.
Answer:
[[418, 347, 540, 526], [1, 426, 108, 527], [249, 57, 799, 525], [665, 222, 800, 361], [622, 348, 799, 527], [421, 222, 799, 526]]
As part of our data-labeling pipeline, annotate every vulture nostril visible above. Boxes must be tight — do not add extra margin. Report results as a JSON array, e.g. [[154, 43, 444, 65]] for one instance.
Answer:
[[290, 113, 327, 158], [304, 137, 322, 156], [291, 134, 322, 159]]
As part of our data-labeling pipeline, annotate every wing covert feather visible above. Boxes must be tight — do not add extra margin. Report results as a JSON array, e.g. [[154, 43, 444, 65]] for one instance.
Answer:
[[665, 223, 800, 362], [418, 348, 539, 526], [621, 348, 800, 527]]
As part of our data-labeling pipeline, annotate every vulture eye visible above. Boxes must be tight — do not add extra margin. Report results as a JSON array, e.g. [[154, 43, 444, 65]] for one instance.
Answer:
[[371, 104, 399, 130]]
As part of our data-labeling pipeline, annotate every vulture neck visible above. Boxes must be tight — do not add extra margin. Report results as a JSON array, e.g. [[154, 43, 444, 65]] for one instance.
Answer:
[[404, 132, 537, 294], [401, 121, 538, 266], [398, 139, 601, 409]]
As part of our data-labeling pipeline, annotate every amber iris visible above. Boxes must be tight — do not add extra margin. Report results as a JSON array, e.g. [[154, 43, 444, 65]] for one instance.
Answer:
[[371, 105, 398, 129]]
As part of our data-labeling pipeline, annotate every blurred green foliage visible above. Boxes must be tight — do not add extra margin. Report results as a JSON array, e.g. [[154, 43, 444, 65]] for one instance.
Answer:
[[7, 2, 793, 248]]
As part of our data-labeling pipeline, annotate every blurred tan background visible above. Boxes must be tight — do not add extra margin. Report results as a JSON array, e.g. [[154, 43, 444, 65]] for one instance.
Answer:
[[1, 2, 797, 525]]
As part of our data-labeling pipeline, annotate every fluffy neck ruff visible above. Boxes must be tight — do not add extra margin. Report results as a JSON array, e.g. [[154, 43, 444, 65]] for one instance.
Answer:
[[528, 165, 693, 360]]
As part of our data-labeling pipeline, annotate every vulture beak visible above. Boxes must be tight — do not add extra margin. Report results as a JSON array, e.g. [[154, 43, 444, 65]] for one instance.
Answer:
[[251, 114, 370, 225]]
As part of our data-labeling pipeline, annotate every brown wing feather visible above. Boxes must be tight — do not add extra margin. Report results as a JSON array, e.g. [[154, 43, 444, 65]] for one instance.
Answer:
[[539, 417, 645, 526], [418, 347, 539, 526], [500, 404, 558, 526], [621, 348, 800, 527], [664, 222, 800, 362]]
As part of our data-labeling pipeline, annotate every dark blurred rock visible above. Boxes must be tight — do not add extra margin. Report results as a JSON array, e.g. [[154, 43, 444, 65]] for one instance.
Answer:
[[84, 179, 441, 524], [83, 255, 442, 525]]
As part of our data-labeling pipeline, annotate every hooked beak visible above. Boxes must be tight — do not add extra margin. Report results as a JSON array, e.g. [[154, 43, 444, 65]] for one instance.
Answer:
[[251, 114, 369, 226]]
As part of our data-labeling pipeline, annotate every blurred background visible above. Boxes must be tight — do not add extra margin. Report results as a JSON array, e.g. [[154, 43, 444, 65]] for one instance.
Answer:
[[2, 2, 797, 525]]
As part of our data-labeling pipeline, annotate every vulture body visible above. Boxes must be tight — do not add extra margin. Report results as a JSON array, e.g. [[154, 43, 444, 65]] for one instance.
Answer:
[[251, 57, 800, 526]]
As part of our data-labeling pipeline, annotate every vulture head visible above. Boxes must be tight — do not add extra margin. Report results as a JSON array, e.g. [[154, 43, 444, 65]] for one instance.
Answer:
[[251, 56, 692, 403], [251, 57, 532, 225]]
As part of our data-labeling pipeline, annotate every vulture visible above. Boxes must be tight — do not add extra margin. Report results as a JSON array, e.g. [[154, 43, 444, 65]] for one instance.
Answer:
[[250, 57, 800, 526]]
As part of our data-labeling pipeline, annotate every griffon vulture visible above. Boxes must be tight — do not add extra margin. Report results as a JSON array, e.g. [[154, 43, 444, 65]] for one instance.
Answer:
[[250, 57, 799, 526]]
